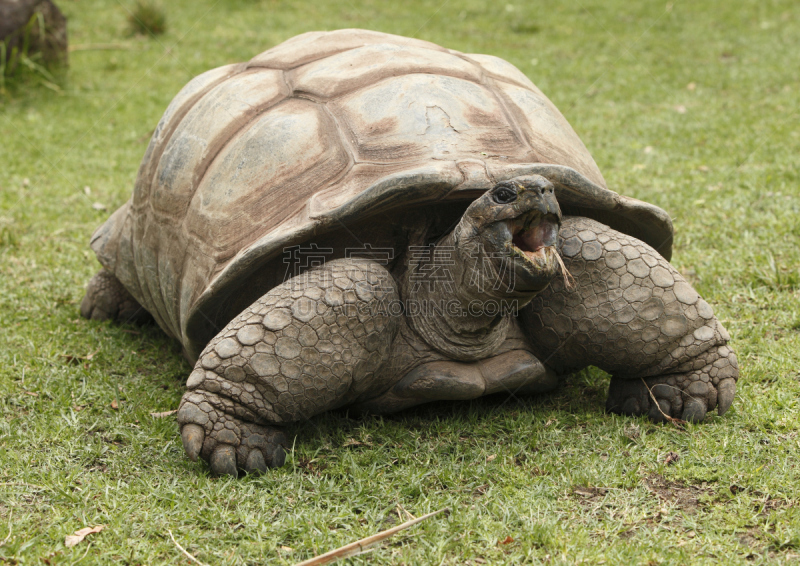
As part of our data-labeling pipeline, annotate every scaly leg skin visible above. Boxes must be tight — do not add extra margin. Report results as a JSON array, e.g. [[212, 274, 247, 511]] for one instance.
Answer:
[[521, 216, 739, 423], [177, 259, 400, 476], [80, 269, 151, 324]]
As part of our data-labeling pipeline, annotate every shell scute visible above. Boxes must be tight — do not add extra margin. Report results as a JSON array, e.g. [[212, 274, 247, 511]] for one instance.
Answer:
[[333, 74, 523, 163], [463, 53, 537, 90], [152, 69, 286, 219], [308, 161, 462, 220], [185, 98, 351, 258], [495, 81, 604, 186], [290, 43, 481, 99], [248, 28, 447, 70], [133, 63, 244, 210]]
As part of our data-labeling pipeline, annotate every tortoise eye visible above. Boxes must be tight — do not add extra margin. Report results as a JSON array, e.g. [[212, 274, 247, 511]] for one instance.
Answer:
[[492, 186, 518, 204]]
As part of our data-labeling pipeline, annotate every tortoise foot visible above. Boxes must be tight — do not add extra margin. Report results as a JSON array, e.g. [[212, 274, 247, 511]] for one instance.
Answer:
[[606, 345, 738, 423], [178, 390, 288, 476], [80, 269, 151, 324], [176, 257, 400, 476]]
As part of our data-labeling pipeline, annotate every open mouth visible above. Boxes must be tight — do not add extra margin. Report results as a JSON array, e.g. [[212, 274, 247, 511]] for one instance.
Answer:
[[510, 213, 559, 263]]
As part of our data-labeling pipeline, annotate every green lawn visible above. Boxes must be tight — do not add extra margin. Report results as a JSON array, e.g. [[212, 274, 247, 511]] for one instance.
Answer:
[[1, 0, 799, 564]]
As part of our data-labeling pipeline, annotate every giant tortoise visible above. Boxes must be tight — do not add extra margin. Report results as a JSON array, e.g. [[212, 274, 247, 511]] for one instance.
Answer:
[[82, 29, 739, 476]]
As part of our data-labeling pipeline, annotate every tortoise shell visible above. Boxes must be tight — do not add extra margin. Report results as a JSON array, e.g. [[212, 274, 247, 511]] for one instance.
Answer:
[[90, 29, 672, 360]]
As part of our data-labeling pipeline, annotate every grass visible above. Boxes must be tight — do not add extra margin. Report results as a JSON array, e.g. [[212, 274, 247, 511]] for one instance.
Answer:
[[1, 11, 65, 95], [1, 0, 799, 563]]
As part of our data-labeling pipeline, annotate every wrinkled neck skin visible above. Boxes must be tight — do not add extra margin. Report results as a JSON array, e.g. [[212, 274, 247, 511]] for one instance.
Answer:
[[402, 217, 538, 362]]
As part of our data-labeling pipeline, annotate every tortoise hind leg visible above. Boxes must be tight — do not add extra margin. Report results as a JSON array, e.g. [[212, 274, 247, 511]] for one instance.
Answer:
[[80, 269, 151, 324], [177, 258, 400, 476], [520, 216, 739, 423]]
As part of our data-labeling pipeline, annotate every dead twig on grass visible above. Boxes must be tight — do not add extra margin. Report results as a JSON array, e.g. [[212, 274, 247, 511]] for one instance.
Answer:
[[292, 508, 449, 566], [169, 529, 209, 566], [641, 378, 687, 430]]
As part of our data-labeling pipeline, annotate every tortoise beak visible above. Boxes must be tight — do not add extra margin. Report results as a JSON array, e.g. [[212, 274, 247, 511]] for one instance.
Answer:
[[511, 213, 559, 263], [506, 179, 561, 269], [502, 181, 563, 292]]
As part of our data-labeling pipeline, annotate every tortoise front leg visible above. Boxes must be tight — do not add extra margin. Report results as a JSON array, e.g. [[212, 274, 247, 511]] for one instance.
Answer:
[[177, 259, 400, 476], [520, 217, 739, 423]]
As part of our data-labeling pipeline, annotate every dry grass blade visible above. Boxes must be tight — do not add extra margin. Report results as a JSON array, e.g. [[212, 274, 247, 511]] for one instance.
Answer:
[[396, 503, 416, 522], [292, 508, 449, 566], [168, 529, 209, 566], [554, 251, 576, 290], [65, 525, 104, 548], [641, 378, 687, 429], [149, 409, 177, 418]]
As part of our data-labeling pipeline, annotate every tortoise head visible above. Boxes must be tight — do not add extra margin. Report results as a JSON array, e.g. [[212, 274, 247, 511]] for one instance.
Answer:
[[454, 175, 563, 295]]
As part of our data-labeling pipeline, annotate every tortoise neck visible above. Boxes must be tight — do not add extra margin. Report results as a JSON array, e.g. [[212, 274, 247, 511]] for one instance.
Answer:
[[401, 225, 514, 362]]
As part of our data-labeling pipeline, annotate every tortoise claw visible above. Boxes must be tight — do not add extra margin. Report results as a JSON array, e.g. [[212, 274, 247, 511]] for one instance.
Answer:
[[267, 444, 287, 468], [210, 444, 238, 477], [717, 378, 736, 416], [681, 398, 707, 423], [181, 424, 205, 462], [244, 449, 267, 474]]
